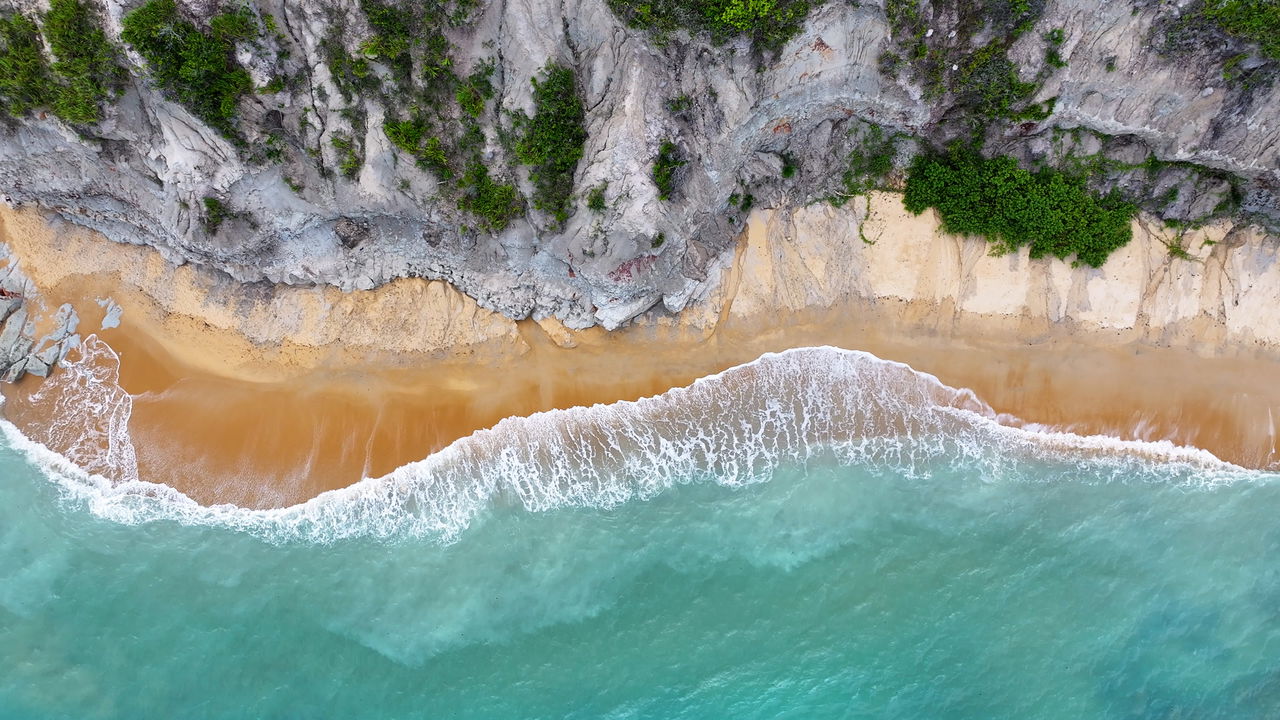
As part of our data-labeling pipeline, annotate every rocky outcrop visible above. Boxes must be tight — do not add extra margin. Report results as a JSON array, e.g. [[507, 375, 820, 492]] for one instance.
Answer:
[[0, 0, 1276, 335], [0, 249, 79, 382]]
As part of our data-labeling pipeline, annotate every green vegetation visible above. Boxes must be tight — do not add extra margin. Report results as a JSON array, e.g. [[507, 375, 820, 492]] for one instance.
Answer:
[[121, 0, 255, 137], [456, 84, 484, 117], [781, 153, 798, 178], [884, 0, 1057, 124], [666, 94, 692, 114], [330, 134, 362, 178], [1044, 27, 1067, 68], [355, 0, 452, 91], [202, 196, 231, 233], [513, 64, 586, 225], [259, 75, 286, 94], [322, 38, 375, 103], [827, 124, 903, 205], [43, 0, 124, 124], [1045, 127, 1244, 223], [587, 183, 608, 212], [957, 43, 1053, 122], [606, 0, 816, 52], [357, 0, 417, 85], [652, 232, 666, 248], [457, 161, 520, 232], [324, 2, 519, 231], [1203, 0, 1280, 59], [383, 116, 450, 177], [1162, 0, 1280, 86], [209, 8, 256, 41], [653, 141, 684, 201], [903, 145, 1137, 268], [0, 14, 53, 118], [885, 0, 1040, 95], [365, 27, 515, 230]]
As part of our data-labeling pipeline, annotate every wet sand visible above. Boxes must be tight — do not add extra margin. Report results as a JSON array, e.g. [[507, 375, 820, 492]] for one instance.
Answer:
[[2, 204, 1278, 508]]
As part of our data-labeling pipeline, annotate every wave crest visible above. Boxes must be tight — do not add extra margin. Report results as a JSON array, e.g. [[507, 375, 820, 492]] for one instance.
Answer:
[[0, 346, 1259, 544], [23, 335, 138, 482]]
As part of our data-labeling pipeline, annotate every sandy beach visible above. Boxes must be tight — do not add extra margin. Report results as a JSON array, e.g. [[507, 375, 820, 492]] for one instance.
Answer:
[[2, 197, 1277, 508]]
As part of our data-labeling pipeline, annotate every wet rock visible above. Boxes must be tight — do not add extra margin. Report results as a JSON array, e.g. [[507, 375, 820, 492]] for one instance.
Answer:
[[0, 297, 20, 325], [0, 306, 29, 361], [3, 358, 27, 383], [23, 356, 49, 378]]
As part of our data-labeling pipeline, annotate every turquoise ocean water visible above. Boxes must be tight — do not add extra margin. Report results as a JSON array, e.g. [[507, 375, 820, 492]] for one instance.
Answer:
[[1, 347, 1278, 719]]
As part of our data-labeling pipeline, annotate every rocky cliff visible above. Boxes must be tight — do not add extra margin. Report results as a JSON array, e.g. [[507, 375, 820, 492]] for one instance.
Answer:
[[0, 0, 1276, 337]]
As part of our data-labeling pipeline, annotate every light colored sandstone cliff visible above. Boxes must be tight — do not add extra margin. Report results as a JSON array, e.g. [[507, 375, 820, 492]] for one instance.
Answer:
[[705, 193, 1280, 357]]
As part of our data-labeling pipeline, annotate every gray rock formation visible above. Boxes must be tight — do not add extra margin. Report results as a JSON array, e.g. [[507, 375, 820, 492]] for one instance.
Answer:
[[0, 255, 79, 382], [0, 0, 1276, 333]]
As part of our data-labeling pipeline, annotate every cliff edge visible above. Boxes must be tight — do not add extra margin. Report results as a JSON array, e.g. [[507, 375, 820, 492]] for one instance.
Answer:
[[0, 0, 1276, 334]]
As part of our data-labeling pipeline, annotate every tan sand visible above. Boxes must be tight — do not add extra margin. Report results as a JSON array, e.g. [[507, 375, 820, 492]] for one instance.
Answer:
[[1, 198, 1277, 508]]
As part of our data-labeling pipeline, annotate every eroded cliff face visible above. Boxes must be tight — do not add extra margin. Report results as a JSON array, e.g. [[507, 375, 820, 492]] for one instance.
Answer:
[[0, 0, 1276, 335]]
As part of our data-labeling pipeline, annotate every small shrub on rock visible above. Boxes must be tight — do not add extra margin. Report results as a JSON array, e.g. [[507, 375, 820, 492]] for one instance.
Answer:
[[653, 141, 685, 201]]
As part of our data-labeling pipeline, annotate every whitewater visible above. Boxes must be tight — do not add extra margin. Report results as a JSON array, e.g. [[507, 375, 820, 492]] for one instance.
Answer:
[[1, 345, 1278, 718], [5, 342, 1260, 543]]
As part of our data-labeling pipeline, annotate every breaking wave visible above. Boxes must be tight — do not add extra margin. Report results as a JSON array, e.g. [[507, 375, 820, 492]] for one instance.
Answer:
[[0, 342, 1265, 545]]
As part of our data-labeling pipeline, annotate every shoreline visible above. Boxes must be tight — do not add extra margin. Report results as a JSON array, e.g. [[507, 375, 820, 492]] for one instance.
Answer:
[[1, 197, 1277, 508]]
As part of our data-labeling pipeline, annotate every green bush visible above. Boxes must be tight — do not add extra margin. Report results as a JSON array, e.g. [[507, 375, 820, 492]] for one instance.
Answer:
[[357, 0, 416, 84], [452, 62, 494, 118], [903, 145, 1137, 267], [457, 160, 520, 231], [653, 140, 684, 201], [456, 85, 483, 117], [331, 134, 362, 178], [607, 0, 814, 52], [513, 64, 586, 225], [958, 43, 1042, 121], [780, 153, 798, 178], [886, 0, 1041, 99], [1045, 30, 1068, 69], [0, 13, 53, 118], [384, 118, 426, 154], [383, 116, 451, 177], [354, 0, 455, 90], [202, 196, 230, 233], [43, 0, 123, 124], [587, 183, 607, 212], [828, 124, 902, 205], [121, 0, 254, 137], [209, 8, 256, 42], [321, 36, 376, 103]]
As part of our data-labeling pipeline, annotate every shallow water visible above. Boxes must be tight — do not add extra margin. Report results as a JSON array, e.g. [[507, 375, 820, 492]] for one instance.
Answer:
[[1, 348, 1278, 718]]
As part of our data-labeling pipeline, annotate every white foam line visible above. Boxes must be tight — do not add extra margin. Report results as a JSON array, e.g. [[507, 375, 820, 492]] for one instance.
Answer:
[[1, 346, 1271, 545]]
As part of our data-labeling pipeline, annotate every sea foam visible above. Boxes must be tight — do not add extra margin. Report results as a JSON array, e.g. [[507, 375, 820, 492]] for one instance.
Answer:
[[0, 341, 1264, 545]]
